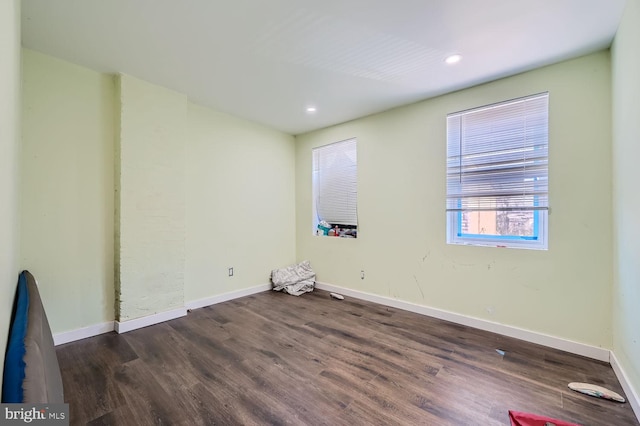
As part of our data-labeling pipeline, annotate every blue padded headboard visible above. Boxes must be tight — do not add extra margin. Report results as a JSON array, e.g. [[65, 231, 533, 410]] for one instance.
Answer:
[[2, 271, 63, 403], [1, 272, 29, 403]]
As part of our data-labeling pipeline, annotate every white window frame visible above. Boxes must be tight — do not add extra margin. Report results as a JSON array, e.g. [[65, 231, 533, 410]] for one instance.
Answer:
[[312, 138, 358, 236], [446, 93, 549, 250]]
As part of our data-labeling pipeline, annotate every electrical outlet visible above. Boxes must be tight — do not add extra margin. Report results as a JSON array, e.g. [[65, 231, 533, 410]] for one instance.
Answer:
[[228, 267, 234, 277], [361, 270, 365, 280]]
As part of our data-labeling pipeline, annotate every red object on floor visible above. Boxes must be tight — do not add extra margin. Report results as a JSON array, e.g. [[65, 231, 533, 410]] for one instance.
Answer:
[[509, 410, 581, 426]]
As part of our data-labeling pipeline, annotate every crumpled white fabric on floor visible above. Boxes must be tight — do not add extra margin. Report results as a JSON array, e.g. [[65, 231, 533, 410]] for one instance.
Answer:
[[271, 260, 315, 296]]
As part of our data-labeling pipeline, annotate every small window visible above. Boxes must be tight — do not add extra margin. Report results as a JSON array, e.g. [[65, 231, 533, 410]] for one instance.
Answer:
[[446, 93, 549, 250], [312, 138, 357, 238]]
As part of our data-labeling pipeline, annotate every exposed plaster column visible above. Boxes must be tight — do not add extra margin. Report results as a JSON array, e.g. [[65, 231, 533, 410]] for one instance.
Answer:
[[115, 74, 187, 327]]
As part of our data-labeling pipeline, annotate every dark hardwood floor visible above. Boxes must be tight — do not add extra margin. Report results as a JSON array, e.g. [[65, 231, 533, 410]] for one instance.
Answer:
[[56, 289, 638, 425]]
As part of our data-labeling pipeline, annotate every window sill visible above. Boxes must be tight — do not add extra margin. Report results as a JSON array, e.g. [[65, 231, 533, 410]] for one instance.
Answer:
[[447, 240, 547, 250]]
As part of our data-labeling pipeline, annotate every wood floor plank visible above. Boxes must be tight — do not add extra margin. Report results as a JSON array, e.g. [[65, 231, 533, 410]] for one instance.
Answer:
[[57, 333, 137, 423], [57, 289, 639, 425]]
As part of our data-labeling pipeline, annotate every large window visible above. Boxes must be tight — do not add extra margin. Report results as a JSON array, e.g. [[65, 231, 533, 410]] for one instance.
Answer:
[[446, 93, 549, 250], [312, 138, 358, 238]]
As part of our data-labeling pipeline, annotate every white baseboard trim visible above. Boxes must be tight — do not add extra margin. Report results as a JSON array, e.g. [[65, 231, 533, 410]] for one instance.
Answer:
[[185, 283, 272, 311], [315, 282, 610, 362], [115, 307, 187, 334], [53, 321, 115, 346], [610, 351, 640, 421], [52, 285, 272, 344]]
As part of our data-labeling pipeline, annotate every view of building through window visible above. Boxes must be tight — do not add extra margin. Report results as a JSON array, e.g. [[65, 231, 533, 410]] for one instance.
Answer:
[[461, 210, 535, 237], [459, 197, 537, 237]]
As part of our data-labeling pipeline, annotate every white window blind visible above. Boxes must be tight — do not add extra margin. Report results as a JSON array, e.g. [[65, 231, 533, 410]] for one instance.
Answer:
[[446, 93, 549, 213], [312, 138, 357, 226]]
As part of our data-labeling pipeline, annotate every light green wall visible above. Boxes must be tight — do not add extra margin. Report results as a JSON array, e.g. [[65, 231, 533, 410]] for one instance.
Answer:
[[20, 49, 116, 333], [185, 103, 296, 302], [19, 50, 296, 332], [0, 0, 21, 384], [612, 0, 640, 401], [296, 51, 613, 348]]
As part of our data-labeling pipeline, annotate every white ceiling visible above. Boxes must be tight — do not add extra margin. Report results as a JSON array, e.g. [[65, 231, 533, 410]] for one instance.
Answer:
[[21, 0, 626, 135]]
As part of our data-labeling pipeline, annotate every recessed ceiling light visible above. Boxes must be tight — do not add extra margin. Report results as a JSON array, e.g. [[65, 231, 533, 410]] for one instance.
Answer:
[[445, 54, 462, 65], [306, 106, 317, 113]]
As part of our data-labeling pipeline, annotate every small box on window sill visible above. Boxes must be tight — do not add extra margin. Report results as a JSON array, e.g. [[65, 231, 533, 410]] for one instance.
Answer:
[[317, 224, 330, 236]]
